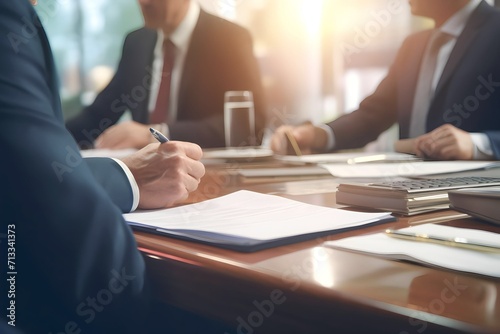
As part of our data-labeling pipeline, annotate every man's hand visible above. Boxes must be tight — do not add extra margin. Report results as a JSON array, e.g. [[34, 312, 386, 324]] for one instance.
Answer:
[[414, 124, 474, 160], [95, 121, 155, 149], [121, 141, 205, 209], [270, 123, 327, 155]]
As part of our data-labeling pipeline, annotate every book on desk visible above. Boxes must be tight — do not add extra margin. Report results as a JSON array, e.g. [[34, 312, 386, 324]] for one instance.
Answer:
[[336, 176, 500, 215], [219, 166, 333, 185], [449, 186, 500, 225]]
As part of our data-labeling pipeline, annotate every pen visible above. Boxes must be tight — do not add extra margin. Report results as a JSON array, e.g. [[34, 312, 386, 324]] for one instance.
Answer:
[[150, 127, 169, 143], [385, 229, 500, 253], [285, 130, 302, 156]]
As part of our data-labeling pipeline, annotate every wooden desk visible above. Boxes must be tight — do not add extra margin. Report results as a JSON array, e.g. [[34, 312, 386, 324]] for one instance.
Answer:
[[135, 170, 500, 334]]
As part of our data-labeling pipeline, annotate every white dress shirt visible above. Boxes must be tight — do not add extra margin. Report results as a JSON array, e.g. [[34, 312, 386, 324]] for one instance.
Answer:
[[148, 1, 200, 135]]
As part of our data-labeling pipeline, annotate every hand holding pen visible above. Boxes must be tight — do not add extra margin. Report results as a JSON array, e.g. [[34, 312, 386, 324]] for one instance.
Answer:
[[120, 128, 205, 209]]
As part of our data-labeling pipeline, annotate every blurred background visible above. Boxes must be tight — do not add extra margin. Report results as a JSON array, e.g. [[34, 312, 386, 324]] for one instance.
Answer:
[[36, 0, 498, 151]]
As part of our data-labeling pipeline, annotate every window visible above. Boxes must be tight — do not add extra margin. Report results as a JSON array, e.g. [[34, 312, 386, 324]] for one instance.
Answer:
[[35, 0, 143, 119]]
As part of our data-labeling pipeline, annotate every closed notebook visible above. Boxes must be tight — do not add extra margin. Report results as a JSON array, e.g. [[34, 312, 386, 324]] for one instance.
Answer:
[[448, 186, 500, 225]]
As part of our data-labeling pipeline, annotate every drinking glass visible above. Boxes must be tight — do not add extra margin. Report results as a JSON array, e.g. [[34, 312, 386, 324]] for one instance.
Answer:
[[224, 91, 256, 148]]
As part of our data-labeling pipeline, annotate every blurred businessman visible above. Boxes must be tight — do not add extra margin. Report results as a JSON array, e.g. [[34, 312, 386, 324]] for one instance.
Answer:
[[66, 0, 267, 149], [0, 0, 205, 332], [272, 0, 500, 160]]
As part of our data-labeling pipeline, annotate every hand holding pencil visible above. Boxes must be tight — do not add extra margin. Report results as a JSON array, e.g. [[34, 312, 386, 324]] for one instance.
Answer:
[[270, 122, 329, 155]]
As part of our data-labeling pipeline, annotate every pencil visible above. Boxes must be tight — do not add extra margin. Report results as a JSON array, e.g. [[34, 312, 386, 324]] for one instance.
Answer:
[[285, 130, 302, 156]]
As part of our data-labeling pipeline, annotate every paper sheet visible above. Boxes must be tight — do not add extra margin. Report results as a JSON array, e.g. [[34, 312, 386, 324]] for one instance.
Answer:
[[276, 152, 418, 164], [325, 223, 500, 278], [320, 161, 500, 178], [124, 190, 392, 241]]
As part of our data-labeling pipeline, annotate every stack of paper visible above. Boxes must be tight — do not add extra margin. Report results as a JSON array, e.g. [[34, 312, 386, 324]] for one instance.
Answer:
[[320, 161, 500, 178], [324, 224, 500, 278], [222, 166, 332, 184], [124, 190, 394, 252], [275, 152, 418, 165]]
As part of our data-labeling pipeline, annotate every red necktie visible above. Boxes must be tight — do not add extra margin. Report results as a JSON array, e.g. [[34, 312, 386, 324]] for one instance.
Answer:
[[150, 39, 176, 124]]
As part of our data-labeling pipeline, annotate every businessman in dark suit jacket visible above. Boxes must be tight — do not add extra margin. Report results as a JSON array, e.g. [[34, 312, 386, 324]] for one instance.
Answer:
[[0, 0, 204, 332], [271, 0, 500, 160], [66, 0, 267, 149]]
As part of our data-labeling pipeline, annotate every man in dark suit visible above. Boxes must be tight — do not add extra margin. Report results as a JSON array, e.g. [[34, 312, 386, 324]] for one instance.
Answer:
[[66, 0, 267, 149], [271, 0, 500, 160], [0, 0, 205, 332]]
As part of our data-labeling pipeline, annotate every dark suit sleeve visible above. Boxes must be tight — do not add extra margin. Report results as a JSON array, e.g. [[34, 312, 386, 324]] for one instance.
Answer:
[[0, 2, 148, 333], [326, 38, 415, 150], [85, 157, 135, 212], [65, 36, 133, 148]]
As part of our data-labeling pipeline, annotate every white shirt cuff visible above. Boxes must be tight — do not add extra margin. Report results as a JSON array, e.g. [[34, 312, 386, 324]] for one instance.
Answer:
[[470, 133, 494, 160], [318, 124, 335, 151], [111, 158, 140, 212]]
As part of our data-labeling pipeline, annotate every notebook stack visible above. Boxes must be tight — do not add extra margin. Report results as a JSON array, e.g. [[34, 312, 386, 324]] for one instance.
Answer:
[[336, 176, 500, 215]]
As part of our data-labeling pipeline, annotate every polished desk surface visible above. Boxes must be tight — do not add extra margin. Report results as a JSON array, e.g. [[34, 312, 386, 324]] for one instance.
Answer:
[[134, 163, 500, 334]]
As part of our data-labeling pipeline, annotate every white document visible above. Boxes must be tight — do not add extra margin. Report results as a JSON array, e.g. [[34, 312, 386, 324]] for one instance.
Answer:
[[324, 223, 500, 278], [320, 161, 500, 178], [236, 166, 331, 178], [276, 152, 418, 165], [124, 190, 392, 249]]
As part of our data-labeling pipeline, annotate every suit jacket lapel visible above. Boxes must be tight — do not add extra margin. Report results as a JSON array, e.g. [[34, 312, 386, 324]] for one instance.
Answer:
[[433, 1, 490, 99], [398, 31, 432, 138], [177, 10, 207, 117], [136, 29, 157, 122]]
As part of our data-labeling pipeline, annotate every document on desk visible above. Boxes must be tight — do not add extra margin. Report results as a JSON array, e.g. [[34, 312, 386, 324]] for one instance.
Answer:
[[275, 152, 418, 165], [320, 161, 500, 178], [124, 190, 394, 252], [324, 223, 500, 278], [225, 166, 332, 184]]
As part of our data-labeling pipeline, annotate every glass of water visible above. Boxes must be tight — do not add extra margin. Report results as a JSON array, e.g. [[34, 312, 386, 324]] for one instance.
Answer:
[[224, 90, 256, 148]]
